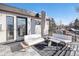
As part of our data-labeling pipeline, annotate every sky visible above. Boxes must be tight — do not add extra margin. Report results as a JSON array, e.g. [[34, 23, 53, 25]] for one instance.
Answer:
[[6, 3, 79, 25]]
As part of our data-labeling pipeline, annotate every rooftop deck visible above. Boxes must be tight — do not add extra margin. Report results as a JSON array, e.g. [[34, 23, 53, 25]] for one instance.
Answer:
[[0, 41, 79, 56]]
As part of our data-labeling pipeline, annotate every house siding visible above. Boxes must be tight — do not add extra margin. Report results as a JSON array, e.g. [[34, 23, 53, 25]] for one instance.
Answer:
[[0, 12, 6, 43]]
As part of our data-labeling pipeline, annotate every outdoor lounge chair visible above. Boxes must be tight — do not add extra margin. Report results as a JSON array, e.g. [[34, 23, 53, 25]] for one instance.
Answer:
[[20, 34, 45, 51]]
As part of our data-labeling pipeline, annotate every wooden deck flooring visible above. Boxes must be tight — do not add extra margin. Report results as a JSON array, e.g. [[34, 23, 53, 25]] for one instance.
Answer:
[[0, 41, 79, 56], [33, 42, 79, 56]]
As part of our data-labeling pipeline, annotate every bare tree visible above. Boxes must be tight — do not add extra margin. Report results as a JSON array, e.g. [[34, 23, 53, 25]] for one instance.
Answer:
[[48, 18, 56, 36], [74, 18, 79, 29]]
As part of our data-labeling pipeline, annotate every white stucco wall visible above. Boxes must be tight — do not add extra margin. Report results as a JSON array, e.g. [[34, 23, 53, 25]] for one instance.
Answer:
[[35, 25, 41, 34], [31, 19, 41, 34], [30, 19, 49, 35], [31, 19, 36, 34], [44, 20, 49, 35], [0, 12, 6, 43], [27, 17, 31, 35], [14, 16, 17, 41], [0, 11, 49, 43]]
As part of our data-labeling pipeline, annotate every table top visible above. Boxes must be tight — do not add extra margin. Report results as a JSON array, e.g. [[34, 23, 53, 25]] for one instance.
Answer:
[[48, 34, 72, 43]]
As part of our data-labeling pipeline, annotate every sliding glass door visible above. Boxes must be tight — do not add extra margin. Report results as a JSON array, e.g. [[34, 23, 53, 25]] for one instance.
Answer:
[[17, 17, 27, 40], [6, 16, 14, 41]]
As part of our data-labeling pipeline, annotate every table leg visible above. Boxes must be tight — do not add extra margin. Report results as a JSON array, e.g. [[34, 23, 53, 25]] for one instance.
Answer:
[[48, 40, 52, 47]]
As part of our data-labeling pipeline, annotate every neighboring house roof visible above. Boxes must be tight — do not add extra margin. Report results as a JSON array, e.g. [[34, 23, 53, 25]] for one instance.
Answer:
[[0, 4, 41, 19]]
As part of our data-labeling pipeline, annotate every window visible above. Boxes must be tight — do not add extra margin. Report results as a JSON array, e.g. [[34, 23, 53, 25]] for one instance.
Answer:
[[6, 16, 14, 40]]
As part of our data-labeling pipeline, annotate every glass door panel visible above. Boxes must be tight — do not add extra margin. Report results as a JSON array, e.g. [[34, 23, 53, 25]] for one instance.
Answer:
[[17, 17, 27, 40], [6, 16, 14, 40]]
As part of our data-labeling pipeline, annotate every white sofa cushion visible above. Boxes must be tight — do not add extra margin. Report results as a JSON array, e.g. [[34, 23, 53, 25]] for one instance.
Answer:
[[24, 34, 44, 46]]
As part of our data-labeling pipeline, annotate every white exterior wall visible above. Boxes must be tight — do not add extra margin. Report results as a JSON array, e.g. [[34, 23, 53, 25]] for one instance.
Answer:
[[27, 17, 31, 35], [0, 11, 35, 43], [30, 19, 49, 35], [27, 18, 41, 35], [14, 16, 17, 41], [0, 12, 17, 43], [0, 12, 7, 43], [44, 20, 49, 35], [0, 12, 24, 43], [0, 11, 49, 43], [35, 25, 41, 34], [32, 19, 41, 34], [31, 19, 36, 34]]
